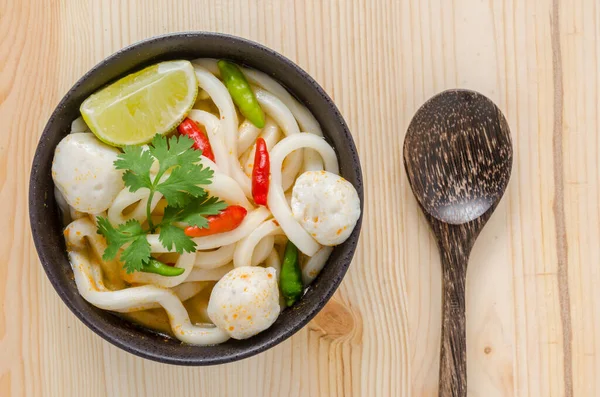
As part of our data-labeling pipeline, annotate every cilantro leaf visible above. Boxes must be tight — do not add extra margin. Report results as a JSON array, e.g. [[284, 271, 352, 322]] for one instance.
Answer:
[[156, 164, 213, 207], [96, 217, 124, 261], [157, 195, 227, 252], [96, 217, 151, 273], [179, 196, 228, 227], [150, 134, 203, 176], [120, 236, 152, 274], [158, 223, 196, 253], [161, 195, 227, 227], [114, 145, 154, 192]]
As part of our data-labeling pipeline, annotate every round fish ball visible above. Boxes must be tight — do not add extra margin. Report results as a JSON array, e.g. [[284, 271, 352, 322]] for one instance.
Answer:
[[52, 133, 124, 213], [207, 266, 280, 339], [291, 171, 361, 246]]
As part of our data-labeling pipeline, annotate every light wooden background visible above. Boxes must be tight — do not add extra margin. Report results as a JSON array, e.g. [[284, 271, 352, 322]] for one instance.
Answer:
[[1, 0, 598, 396]]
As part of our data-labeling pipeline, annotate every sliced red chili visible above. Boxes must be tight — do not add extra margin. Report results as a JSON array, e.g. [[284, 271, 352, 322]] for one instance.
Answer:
[[252, 137, 270, 206], [184, 205, 248, 237], [177, 118, 216, 162]]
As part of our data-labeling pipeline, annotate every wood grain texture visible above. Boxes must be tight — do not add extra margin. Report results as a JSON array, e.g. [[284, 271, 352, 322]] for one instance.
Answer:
[[0, 0, 598, 396]]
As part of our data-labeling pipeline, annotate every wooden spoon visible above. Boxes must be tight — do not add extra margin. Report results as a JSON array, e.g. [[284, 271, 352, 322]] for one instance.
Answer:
[[403, 89, 513, 397]]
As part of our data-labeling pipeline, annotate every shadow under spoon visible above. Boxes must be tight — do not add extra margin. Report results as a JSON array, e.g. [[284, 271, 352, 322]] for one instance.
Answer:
[[403, 89, 513, 397]]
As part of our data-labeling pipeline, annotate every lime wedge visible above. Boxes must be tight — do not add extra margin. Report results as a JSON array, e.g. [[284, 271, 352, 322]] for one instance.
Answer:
[[81, 60, 198, 146]]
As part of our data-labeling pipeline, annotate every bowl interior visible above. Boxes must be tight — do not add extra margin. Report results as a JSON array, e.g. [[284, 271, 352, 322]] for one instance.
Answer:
[[30, 32, 363, 365]]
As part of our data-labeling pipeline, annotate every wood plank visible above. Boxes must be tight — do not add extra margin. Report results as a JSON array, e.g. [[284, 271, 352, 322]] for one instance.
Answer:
[[0, 0, 597, 396], [561, 0, 600, 395]]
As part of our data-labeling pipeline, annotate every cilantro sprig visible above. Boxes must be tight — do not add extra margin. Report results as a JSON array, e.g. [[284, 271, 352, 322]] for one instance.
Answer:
[[114, 134, 214, 231], [97, 134, 227, 274]]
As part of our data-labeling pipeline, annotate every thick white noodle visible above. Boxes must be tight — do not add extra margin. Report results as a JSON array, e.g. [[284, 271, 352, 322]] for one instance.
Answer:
[[265, 249, 281, 277], [238, 148, 252, 177], [237, 119, 262, 155], [88, 258, 108, 291], [251, 236, 274, 266], [241, 67, 324, 172], [172, 282, 207, 301], [268, 134, 339, 255], [188, 110, 230, 175], [233, 219, 283, 268], [199, 156, 220, 172], [147, 207, 271, 252], [242, 118, 281, 177], [206, 171, 253, 210], [192, 58, 219, 75], [191, 207, 271, 250], [124, 252, 195, 288], [192, 60, 318, 184], [259, 118, 282, 148], [302, 246, 334, 285], [65, 218, 229, 345], [194, 66, 252, 197], [195, 244, 236, 269], [108, 169, 252, 226], [108, 187, 162, 225], [254, 88, 303, 191], [71, 116, 91, 133], [76, 217, 206, 306], [191, 60, 324, 172], [80, 214, 111, 264], [114, 282, 207, 313], [265, 249, 285, 309], [302, 147, 324, 172], [187, 263, 234, 281], [241, 68, 322, 135]]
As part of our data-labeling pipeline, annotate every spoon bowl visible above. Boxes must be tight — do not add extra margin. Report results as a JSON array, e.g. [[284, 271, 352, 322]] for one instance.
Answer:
[[403, 89, 512, 397], [404, 89, 512, 224]]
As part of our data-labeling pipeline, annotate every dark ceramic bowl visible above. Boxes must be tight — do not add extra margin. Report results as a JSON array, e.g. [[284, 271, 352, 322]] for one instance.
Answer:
[[29, 32, 363, 365]]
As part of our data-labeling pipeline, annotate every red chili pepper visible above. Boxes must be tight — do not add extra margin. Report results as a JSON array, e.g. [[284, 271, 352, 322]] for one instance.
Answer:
[[252, 138, 270, 206], [184, 205, 248, 237], [177, 118, 216, 162]]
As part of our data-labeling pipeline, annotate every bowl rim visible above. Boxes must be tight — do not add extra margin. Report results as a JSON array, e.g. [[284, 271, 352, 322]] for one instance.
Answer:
[[29, 31, 363, 365]]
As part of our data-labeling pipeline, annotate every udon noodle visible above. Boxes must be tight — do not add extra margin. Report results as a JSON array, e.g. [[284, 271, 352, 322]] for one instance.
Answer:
[[54, 59, 361, 344]]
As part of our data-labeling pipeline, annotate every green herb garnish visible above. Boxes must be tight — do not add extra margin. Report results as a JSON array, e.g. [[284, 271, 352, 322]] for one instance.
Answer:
[[97, 134, 227, 274]]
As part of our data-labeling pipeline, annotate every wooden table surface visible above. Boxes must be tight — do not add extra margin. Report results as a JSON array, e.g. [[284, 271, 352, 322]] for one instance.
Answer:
[[2, 0, 598, 396]]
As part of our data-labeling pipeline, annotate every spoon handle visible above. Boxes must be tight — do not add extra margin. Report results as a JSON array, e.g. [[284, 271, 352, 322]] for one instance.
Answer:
[[438, 245, 468, 397]]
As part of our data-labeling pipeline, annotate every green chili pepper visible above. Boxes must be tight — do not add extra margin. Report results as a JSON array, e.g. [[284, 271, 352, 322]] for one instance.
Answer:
[[280, 241, 303, 307], [217, 60, 266, 128], [140, 258, 185, 277]]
